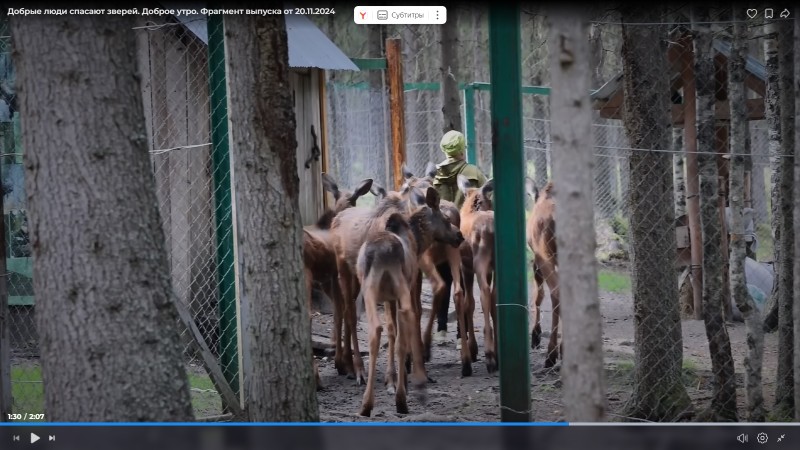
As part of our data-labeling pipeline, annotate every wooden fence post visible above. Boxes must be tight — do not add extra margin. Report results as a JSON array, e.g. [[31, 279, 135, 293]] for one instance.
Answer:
[[386, 38, 406, 190]]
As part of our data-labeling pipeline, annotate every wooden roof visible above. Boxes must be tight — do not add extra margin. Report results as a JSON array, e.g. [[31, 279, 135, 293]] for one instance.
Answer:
[[591, 32, 766, 125]]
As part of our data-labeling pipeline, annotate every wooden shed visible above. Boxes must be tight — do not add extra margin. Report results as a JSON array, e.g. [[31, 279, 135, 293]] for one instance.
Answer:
[[166, 10, 360, 225], [134, 11, 358, 355], [590, 27, 768, 318]]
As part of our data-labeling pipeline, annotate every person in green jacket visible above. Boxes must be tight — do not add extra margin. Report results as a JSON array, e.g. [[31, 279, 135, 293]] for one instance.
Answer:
[[432, 130, 488, 343]]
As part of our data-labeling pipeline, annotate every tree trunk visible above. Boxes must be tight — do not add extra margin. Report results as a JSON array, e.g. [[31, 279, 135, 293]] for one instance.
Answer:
[[729, 10, 765, 422], [774, 18, 796, 417], [795, 7, 800, 421], [590, 23, 615, 220], [10, 15, 194, 421], [619, 6, 693, 421], [692, 6, 738, 421], [223, 14, 319, 422], [548, 10, 607, 421], [673, 130, 686, 217], [441, 6, 462, 133], [762, 22, 781, 332]]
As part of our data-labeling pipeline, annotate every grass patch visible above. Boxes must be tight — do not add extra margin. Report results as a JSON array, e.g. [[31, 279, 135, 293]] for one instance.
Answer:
[[11, 365, 44, 416], [598, 269, 631, 294], [10, 364, 221, 418]]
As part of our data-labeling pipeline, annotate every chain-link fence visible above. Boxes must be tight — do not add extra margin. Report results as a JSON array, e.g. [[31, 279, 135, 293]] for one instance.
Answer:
[[1, 15, 40, 417], [525, 14, 783, 421], [1, 15, 238, 420], [322, 13, 787, 422], [141, 18, 232, 419]]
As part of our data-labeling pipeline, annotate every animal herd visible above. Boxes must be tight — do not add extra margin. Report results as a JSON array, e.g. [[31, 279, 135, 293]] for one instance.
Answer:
[[302, 164, 559, 417]]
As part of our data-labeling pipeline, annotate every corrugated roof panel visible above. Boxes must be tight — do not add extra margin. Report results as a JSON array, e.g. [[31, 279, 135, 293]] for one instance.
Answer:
[[163, 4, 358, 71], [712, 40, 766, 82], [285, 14, 359, 71]]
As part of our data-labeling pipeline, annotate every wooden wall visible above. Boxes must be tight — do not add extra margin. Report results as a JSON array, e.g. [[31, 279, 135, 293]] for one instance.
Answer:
[[136, 23, 328, 350], [136, 23, 218, 351], [290, 68, 325, 226]]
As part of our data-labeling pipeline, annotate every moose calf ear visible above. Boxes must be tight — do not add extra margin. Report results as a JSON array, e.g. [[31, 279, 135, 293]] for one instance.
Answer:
[[524, 177, 538, 201], [457, 175, 471, 195], [402, 163, 414, 180], [370, 182, 387, 199], [425, 187, 441, 209], [481, 178, 495, 195], [351, 178, 374, 202], [321, 173, 341, 200], [424, 162, 437, 178]]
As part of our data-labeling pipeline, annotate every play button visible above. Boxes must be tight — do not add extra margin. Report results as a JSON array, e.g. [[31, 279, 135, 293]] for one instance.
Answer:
[[30, 433, 40, 444]]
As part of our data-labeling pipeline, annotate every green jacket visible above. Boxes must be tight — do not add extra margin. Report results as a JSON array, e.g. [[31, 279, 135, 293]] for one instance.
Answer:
[[432, 158, 487, 209]]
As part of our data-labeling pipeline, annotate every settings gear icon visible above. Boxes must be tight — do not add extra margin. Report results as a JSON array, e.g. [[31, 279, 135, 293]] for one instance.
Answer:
[[757, 432, 768, 444]]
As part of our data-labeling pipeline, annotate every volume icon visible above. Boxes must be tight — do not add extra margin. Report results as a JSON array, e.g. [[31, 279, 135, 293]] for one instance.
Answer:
[[737, 433, 748, 443]]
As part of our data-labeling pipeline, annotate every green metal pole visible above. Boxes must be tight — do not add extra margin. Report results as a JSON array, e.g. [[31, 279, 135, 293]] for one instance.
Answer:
[[208, 14, 240, 397], [464, 84, 477, 165], [488, 4, 531, 422]]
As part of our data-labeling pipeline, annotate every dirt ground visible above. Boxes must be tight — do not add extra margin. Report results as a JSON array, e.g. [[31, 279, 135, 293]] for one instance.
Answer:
[[311, 269, 780, 422]]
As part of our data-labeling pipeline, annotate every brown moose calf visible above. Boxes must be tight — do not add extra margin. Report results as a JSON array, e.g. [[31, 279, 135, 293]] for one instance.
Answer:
[[355, 187, 462, 417]]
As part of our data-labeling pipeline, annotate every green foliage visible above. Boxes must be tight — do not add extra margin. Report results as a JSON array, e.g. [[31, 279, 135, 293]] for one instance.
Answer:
[[609, 214, 629, 240]]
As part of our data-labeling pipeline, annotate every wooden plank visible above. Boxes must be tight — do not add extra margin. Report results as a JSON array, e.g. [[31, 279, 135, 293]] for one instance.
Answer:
[[135, 19, 154, 152], [165, 30, 192, 315], [386, 38, 406, 190], [681, 38, 704, 320], [600, 98, 765, 123], [319, 70, 330, 210], [292, 71, 315, 226], [186, 38, 217, 350], [172, 290, 245, 420], [309, 69, 324, 220], [149, 29, 172, 266]]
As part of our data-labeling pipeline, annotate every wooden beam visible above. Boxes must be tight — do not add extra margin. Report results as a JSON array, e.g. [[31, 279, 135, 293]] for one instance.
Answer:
[[671, 98, 765, 124], [600, 98, 765, 124], [745, 73, 766, 97], [682, 35, 704, 320], [172, 291, 246, 420], [386, 38, 406, 190]]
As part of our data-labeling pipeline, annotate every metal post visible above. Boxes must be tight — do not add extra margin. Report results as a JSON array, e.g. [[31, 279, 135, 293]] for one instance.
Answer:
[[207, 15, 240, 398], [488, 5, 531, 422], [464, 84, 477, 165]]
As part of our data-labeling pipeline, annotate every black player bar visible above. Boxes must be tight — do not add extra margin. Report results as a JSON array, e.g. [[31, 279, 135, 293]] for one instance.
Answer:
[[0, 423, 796, 450]]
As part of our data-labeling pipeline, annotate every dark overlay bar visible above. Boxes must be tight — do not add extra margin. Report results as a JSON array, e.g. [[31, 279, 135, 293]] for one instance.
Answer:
[[0, 424, 796, 450]]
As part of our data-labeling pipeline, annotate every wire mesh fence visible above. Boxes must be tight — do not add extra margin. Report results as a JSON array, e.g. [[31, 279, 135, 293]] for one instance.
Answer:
[[0, 9, 791, 423], [140, 17, 234, 418], [322, 13, 786, 421], [1, 16, 237, 419], [1, 16, 41, 417]]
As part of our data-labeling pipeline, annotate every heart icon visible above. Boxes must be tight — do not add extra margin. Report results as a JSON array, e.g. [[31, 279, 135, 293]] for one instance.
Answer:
[[746, 8, 757, 18]]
